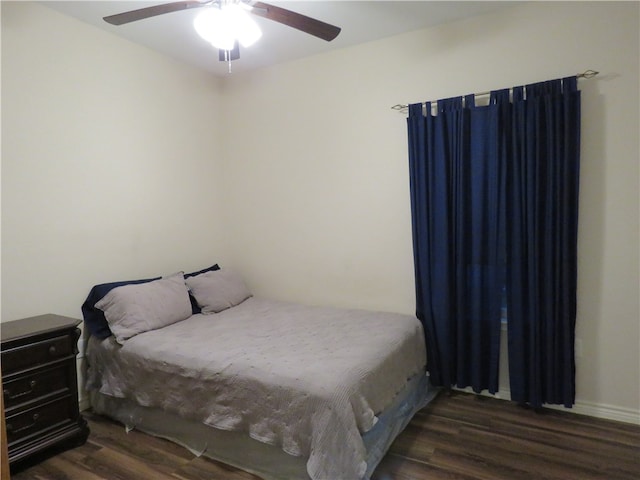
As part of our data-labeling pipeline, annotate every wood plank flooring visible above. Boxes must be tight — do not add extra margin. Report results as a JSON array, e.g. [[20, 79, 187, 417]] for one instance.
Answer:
[[10, 391, 640, 480]]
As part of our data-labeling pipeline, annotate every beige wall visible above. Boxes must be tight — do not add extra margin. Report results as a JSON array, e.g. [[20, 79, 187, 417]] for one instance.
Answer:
[[1, 1, 227, 321], [219, 2, 639, 420], [2, 2, 638, 421]]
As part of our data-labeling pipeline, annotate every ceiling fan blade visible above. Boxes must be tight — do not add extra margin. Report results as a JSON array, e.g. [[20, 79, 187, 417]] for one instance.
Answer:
[[251, 2, 341, 41], [103, 1, 208, 26]]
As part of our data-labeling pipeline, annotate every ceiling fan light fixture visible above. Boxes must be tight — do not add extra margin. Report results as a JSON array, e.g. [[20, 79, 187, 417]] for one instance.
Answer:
[[194, 8, 233, 50], [231, 5, 262, 48], [194, 4, 262, 51]]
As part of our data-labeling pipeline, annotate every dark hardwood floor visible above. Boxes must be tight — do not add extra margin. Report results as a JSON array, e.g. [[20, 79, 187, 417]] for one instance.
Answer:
[[11, 391, 640, 480]]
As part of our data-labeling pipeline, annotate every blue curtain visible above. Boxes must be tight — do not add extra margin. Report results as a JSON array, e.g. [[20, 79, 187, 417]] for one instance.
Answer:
[[407, 77, 580, 407], [506, 78, 581, 408], [407, 96, 504, 394]]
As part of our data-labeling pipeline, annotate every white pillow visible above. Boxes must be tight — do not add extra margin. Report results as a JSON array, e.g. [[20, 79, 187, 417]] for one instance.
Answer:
[[185, 269, 252, 314], [96, 272, 192, 344]]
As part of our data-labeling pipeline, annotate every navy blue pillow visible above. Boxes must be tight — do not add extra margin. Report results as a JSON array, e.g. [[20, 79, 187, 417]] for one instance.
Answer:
[[81, 276, 160, 339], [184, 264, 220, 314]]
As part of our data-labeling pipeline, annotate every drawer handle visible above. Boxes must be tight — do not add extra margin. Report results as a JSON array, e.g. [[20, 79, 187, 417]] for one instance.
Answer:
[[48, 345, 57, 355], [6, 413, 40, 434], [3, 380, 37, 400]]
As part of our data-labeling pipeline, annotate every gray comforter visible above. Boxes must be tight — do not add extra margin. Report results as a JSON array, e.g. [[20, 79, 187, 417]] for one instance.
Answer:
[[87, 297, 426, 479]]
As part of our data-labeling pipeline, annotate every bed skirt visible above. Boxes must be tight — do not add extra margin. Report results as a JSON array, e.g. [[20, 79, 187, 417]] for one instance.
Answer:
[[89, 372, 438, 480]]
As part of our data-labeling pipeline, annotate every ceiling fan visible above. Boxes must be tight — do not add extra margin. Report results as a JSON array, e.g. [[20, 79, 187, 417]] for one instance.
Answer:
[[103, 1, 341, 64]]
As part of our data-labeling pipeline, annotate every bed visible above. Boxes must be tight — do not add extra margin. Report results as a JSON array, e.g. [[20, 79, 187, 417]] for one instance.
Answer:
[[82, 266, 437, 480]]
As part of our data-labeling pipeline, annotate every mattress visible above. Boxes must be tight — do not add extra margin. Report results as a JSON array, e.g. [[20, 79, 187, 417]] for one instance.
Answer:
[[86, 297, 430, 479]]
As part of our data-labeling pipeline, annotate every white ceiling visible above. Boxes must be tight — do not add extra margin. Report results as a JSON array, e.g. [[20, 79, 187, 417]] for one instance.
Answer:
[[44, 1, 517, 76]]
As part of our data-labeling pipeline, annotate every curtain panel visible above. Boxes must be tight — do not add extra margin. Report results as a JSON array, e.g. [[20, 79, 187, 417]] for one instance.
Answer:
[[407, 77, 580, 408]]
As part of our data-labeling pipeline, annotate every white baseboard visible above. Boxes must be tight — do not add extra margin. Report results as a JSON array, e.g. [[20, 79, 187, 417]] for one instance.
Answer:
[[454, 387, 640, 425], [546, 398, 640, 425], [79, 395, 91, 412]]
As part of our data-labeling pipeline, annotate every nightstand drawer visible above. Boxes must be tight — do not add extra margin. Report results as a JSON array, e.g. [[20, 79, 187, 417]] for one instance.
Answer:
[[1, 334, 75, 375], [6, 395, 77, 445], [3, 365, 70, 410]]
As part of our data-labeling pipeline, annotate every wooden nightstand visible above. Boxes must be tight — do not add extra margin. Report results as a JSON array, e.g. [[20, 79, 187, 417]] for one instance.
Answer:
[[1, 314, 89, 469]]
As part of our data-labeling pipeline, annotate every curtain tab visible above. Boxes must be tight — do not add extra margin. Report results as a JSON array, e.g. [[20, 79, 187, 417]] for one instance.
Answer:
[[512, 86, 525, 102], [408, 103, 423, 118], [490, 89, 510, 105], [562, 76, 578, 93], [464, 94, 475, 108], [438, 96, 464, 113]]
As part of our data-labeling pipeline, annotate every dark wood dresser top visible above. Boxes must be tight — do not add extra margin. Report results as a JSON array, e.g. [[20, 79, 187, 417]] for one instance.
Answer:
[[1, 315, 81, 344]]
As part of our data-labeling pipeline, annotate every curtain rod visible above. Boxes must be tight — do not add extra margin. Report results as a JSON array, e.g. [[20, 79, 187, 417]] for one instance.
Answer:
[[391, 70, 599, 112]]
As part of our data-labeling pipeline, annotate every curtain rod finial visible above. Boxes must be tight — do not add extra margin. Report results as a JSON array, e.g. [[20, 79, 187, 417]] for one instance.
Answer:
[[579, 69, 599, 79]]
